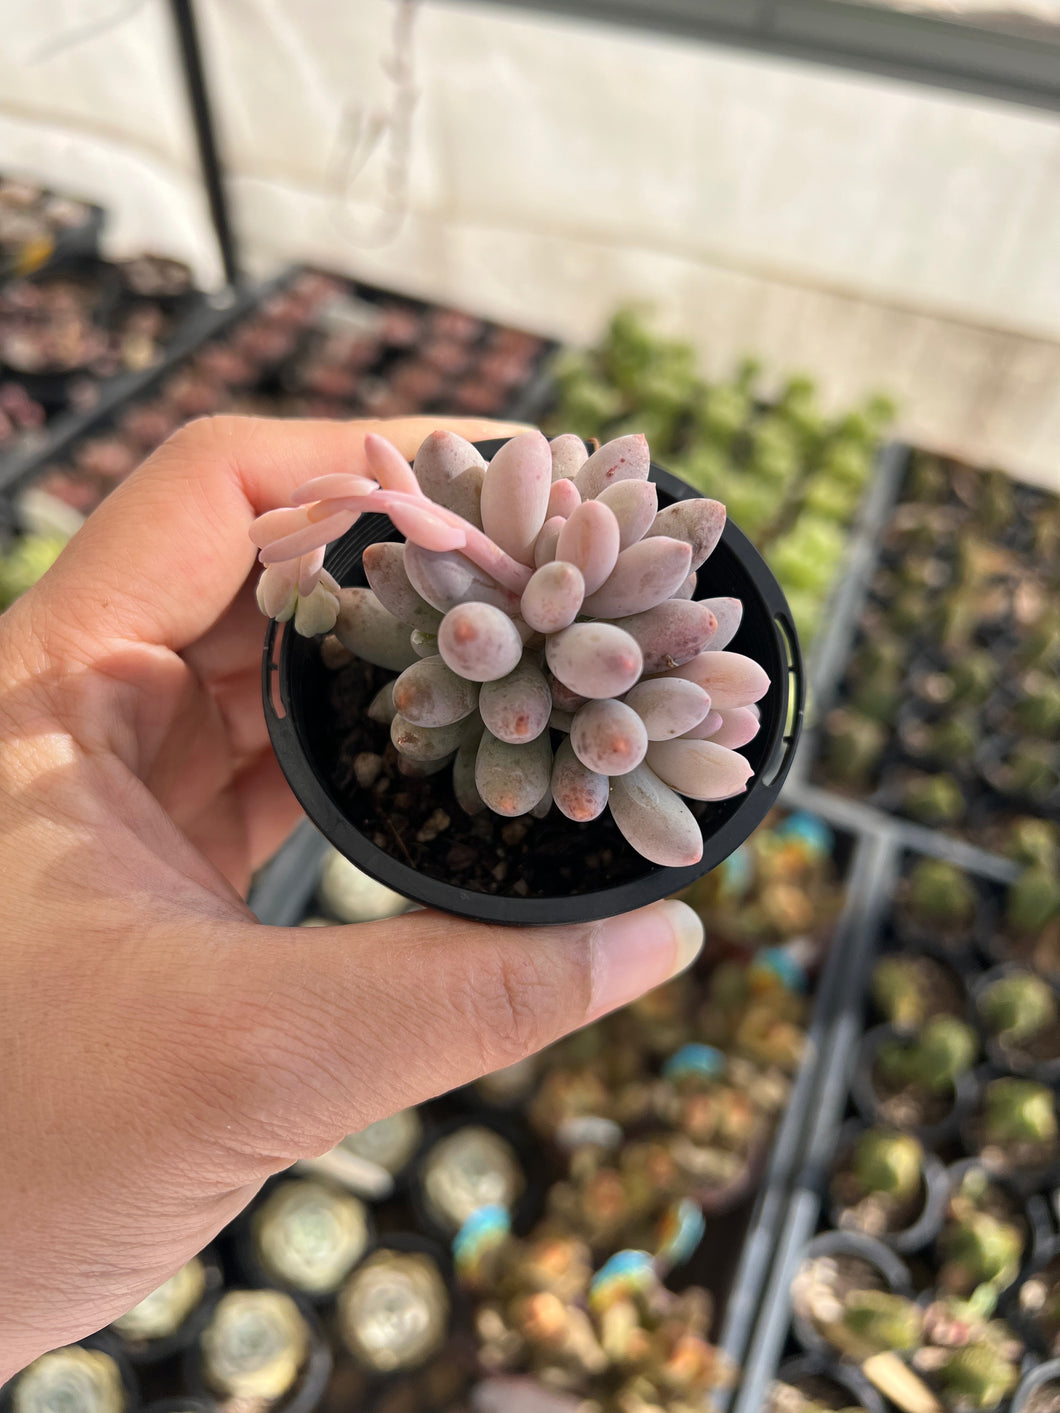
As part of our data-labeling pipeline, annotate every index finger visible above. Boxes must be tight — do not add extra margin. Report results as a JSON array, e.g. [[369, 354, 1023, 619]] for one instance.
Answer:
[[28, 415, 532, 653]]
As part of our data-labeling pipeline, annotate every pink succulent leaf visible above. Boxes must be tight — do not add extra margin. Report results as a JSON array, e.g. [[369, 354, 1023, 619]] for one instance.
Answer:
[[249, 505, 313, 549], [549, 433, 589, 481], [678, 709, 725, 741], [581, 536, 692, 619], [555, 500, 621, 597], [546, 477, 581, 521], [695, 705, 761, 749], [257, 508, 359, 564], [646, 499, 726, 571], [480, 430, 552, 566], [596, 479, 658, 550], [609, 764, 704, 867], [318, 568, 341, 594], [645, 738, 754, 801], [534, 517, 564, 568], [256, 560, 300, 619], [289, 474, 378, 506], [660, 649, 770, 709], [364, 433, 423, 495], [386, 501, 467, 552], [298, 546, 326, 597], [574, 433, 649, 500], [293, 583, 340, 637]]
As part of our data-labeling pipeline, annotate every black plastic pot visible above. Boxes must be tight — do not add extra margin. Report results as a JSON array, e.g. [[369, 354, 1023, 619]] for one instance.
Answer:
[[789, 1229, 914, 1359], [262, 444, 804, 924], [1011, 1355, 1060, 1413], [773, 1354, 886, 1412], [1005, 1252, 1060, 1361], [828, 1120, 949, 1255], [959, 1066, 1060, 1199], [938, 1158, 1054, 1300], [851, 1025, 979, 1147]]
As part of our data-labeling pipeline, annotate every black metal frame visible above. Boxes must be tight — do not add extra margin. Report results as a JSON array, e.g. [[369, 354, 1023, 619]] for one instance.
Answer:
[[168, 0, 240, 287], [464, 0, 1060, 113]]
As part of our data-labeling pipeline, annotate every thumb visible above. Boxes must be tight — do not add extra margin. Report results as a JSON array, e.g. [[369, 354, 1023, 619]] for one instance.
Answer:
[[202, 898, 703, 1172]]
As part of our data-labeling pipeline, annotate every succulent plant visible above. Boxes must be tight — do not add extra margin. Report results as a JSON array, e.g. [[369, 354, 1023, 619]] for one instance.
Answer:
[[824, 708, 886, 788], [939, 1208, 1023, 1297], [1007, 863, 1060, 936], [983, 1078, 1057, 1147], [901, 772, 966, 828], [978, 972, 1056, 1046], [840, 1289, 923, 1357], [850, 1128, 923, 1204], [928, 1338, 1020, 1410], [0, 531, 67, 609], [871, 955, 962, 1033], [252, 431, 771, 868], [904, 859, 977, 932], [1014, 672, 1060, 738], [877, 1016, 977, 1097]]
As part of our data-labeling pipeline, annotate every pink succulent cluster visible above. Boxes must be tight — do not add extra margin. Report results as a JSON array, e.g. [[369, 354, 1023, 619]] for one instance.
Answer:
[[251, 430, 770, 866]]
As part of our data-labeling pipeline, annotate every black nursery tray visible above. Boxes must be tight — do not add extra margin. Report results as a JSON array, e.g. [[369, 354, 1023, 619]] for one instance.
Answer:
[[730, 838, 1060, 1413], [804, 451, 1060, 852], [0, 265, 556, 524]]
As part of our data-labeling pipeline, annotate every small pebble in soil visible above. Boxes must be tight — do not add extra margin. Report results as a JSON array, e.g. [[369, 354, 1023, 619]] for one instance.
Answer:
[[354, 753, 384, 789]]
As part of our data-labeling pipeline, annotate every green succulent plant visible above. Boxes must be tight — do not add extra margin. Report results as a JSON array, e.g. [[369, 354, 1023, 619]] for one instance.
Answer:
[[1006, 864, 1060, 936], [840, 1289, 923, 1357], [940, 1209, 1023, 1295], [871, 956, 955, 1033], [0, 533, 67, 609], [825, 708, 886, 787], [878, 1016, 977, 1097], [851, 1128, 922, 1202], [932, 1339, 1020, 1410], [906, 859, 977, 931], [983, 1078, 1057, 1146], [978, 972, 1056, 1045], [902, 773, 965, 828]]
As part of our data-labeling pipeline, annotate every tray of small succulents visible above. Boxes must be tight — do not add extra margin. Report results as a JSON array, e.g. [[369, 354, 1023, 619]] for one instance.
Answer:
[[810, 450, 1060, 852], [0, 229, 230, 471], [0, 267, 555, 616], [725, 823, 1060, 1413], [0, 173, 104, 284]]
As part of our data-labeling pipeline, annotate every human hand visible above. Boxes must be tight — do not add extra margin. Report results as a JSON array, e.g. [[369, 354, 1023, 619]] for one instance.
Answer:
[[0, 415, 704, 1376]]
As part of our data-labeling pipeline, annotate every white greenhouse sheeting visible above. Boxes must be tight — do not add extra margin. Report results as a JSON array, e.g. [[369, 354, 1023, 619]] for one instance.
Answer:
[[3, 0, 1060, 486]]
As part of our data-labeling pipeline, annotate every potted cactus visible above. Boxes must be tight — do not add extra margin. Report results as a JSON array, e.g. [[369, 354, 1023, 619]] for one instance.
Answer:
[[894, 859, 980, 953], [853, 1016, 979, 1142], [870, 953, 967, 1035], [257, 430, 800, 923], [829, 1126, 946, 1253], [936, 1165, 1029, 1302], [965, 1078, 1060, 1191], [913, 1298, 1024, 1412], [974, 967, 1060, 1084], [992, 863, 1060, 980], [769, 1356, 885, 1413], [789, 1231, 915, 1360]]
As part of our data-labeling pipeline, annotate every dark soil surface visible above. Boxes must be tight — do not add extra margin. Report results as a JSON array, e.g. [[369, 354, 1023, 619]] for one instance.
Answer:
[[320, 655, 717, 899]]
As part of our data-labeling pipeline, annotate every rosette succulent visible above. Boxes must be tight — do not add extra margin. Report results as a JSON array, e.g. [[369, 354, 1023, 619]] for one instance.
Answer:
[[251, 430, 772, 867]]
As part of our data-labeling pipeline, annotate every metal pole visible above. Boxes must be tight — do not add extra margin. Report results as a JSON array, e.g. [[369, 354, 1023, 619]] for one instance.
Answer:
[[168, 0, 241, 286]]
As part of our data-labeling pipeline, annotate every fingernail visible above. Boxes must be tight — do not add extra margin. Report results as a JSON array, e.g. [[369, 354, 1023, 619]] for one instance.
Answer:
[[588, 899, 704, 1020]]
